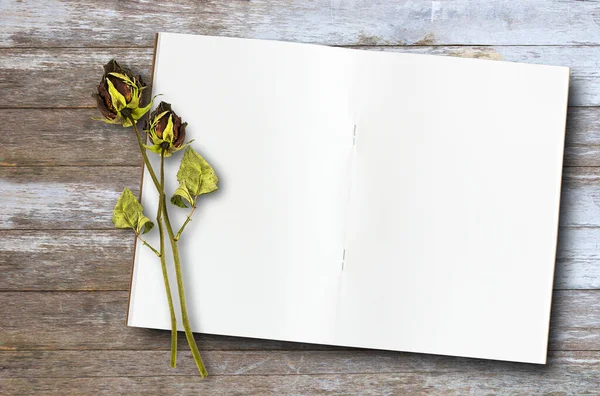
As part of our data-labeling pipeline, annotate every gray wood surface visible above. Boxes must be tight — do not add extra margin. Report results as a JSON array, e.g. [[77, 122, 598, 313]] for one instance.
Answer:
[[1, 1, 599, 394]]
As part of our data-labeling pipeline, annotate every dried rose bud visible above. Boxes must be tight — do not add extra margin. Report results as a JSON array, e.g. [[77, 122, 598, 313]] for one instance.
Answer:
[[92, 59, 151, 127], [144, 102, 191, 156]]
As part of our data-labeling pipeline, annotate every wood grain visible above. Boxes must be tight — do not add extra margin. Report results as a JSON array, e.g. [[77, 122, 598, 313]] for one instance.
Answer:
[[0, 166, 140, 230], [1, 227, 598, 291], [1, 291, 598, 352], [1, 166, 597, 230], [2, 0, 600, 47], [1, 46, 599, 108], [0, 109, 141, 167], [555, 227, 600, 290], [564, 107, 600, 167], [0, 230, 134, 291], [0, 48, 152, 109], [2, 106, 599, 167], [3, 355, 600, 396], [2, 350, 594, 378], [560, 167, 600, 228]]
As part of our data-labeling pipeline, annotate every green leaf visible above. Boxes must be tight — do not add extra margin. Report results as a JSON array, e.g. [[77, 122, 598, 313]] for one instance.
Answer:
[[194, 150, 219, 195], [170, 146, 219, 208], [171, 185, 194, 208], [112, 187, 154, 234], [105, 78, 126, 112], [136, 215, 154, 234]]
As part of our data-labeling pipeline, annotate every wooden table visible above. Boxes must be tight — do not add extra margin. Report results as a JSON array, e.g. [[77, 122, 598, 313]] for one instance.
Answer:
[[1, 1, 599, 394]]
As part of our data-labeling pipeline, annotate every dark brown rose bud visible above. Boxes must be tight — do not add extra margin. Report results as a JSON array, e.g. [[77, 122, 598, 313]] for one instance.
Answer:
[[92, 59, 151, 127], [144, 102, 190, 156]]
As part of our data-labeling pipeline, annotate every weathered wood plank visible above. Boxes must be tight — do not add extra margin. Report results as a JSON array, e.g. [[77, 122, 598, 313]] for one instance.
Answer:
[[564, 107, 600, 167], [0, 109, 141, 167], [1, 106, 599, 167], [0, 166, 140, 230], [1, 227, 597, 291], [2, 0, 600, 47], [1, 46, 599, 108], [0, 350, 597, 378], [555, 227, 600, 290], [559, 167, 600, 228], [0, 48, 152, 109], [0, 166, 597, 229], [0, 291, 597, 351], [0, 230, 134, 291], [4, 356, 600, 396], [549, 291, 600, 351]]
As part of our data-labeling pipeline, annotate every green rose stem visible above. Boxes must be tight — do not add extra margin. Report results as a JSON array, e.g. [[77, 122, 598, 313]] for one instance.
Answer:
[[156, 156, 178, 368], [135, 234, 161, 257], [129, 116, 208, 378], [160, 151, 209, 378], [174, 205, 196, 241], [128, 116, 178, 370]]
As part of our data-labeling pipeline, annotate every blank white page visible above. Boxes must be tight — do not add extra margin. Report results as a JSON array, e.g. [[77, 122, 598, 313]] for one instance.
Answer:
[[339, 51, 569, 363], [128, 33, 355, 343], [129, 33, 569, 365]]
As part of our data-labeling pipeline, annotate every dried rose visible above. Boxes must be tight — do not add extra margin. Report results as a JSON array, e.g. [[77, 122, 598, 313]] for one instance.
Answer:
[[93, 59, 152, 127], [145, 102, 191, 156]]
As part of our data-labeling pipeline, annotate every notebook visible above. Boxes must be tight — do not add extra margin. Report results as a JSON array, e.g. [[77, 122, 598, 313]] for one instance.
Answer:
[[127, 32, 570, 364]]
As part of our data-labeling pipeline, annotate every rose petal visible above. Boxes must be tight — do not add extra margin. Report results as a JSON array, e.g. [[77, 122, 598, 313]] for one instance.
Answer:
[[93, 93, 116, 119], [103, 59, 122, 76], [174, 122, 187, 147], [108, 75, 132, 102], [155, 113, 168, 138], [97, 80, 115, 112]]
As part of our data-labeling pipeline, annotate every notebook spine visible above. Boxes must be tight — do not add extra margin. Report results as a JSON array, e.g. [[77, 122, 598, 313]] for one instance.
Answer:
[[342, 123, 357, 272]]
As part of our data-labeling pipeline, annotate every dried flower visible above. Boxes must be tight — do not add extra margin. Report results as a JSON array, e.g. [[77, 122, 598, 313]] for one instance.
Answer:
[[93, 59, 151, 127], [145, 102, 191, 156], [93, 60, 211, 378]]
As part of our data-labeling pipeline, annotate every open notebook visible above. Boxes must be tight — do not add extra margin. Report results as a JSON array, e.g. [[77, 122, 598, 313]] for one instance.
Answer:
[[127, 32, 570, 364]]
